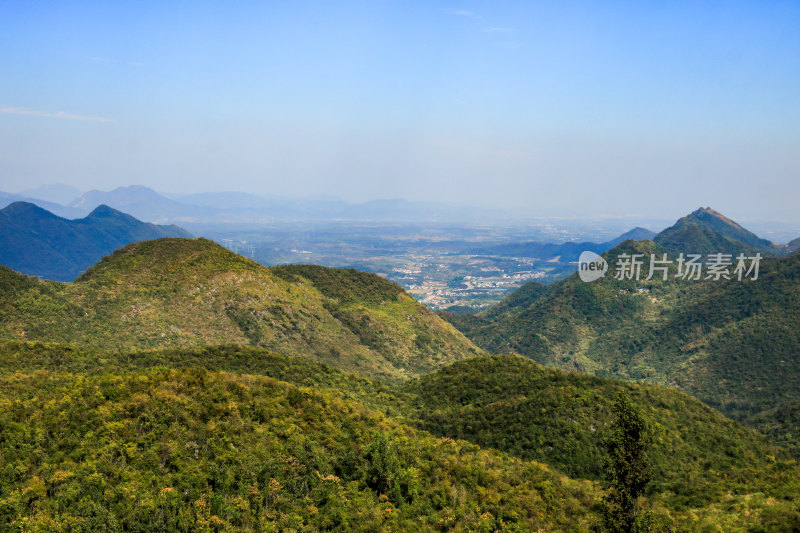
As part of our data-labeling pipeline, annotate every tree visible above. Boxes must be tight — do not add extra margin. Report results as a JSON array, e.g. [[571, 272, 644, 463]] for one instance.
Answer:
[[365, 433, 400, 493], [599, 390, 653, 532], [365, 432, 408, 505]]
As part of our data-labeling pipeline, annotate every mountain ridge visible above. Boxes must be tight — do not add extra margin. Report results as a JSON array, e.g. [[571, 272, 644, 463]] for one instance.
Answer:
[[0, 201, 192, 281], [17, 182, 82, 205], [653, 206, 784, 256], [0, 191, 85, 219], [1, 237, 481, 379], [444, 208, 800, 457], [64, 185, 510, 224]]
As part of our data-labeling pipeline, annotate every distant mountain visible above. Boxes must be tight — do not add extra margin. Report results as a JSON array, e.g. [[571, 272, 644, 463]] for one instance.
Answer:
[[174, 191, 355, 220], [70, 185, 217, 223], [71, 186, 507, 224], [654, 207, 784, 256], [18, 183, 82, 205], [472, 226, 656, 261], [602, 226, 657, 248], [0, 238, 480, 379], [0, 191, 85, 219], [0, 202, 191, 281], [789, 237, 800, 254]]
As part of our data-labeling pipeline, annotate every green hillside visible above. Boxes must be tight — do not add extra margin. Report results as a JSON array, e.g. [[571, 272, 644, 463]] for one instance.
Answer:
[[402, 355, 796, 511], [0, 238, 480, 380], [4, 231, 800, 530], [445, 236, 800, 457], [3, 340, 800, 530], [0, 344, 599, 532], [654, 207, 783, 256]]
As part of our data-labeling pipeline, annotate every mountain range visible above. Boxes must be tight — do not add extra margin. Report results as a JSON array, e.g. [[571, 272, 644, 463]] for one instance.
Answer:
[[0, 202, 191, 281], [17, 183, 83, 205], [0, 190, 85, 219], [472, 207, 794, 262], [69, 185, 215, 223], [2, 235, 800, 529], [2, 184, 509, 224], [445, 207, 800, 458]]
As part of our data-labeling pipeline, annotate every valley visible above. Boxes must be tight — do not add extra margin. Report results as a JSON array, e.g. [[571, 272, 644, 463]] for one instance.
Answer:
[[194, 221, 654, 311]]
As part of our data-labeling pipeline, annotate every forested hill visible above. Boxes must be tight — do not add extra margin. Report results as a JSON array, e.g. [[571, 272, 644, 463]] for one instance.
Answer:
[[0, 237, 480, 380], [401, 354, 798, 510], [2, 340, 800, 530], [445, 237, 800, 457], [0, 341, 599, 531], [0, 201, 191, 281], [653, 206, 785, 256]]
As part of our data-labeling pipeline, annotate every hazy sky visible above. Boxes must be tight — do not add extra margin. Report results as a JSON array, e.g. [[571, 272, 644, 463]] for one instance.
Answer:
[[1, 1, 799, 220]]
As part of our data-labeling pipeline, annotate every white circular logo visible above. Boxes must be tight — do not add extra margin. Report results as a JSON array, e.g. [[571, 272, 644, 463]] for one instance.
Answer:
[[578, 251, 608, 282]]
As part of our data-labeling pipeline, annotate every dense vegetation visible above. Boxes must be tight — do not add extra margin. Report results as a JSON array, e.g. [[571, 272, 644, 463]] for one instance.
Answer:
[[0, 341, 602, 531], [402, 355, 798, 512], [654, 207, 784, 256], [271, 265, 405, 306], [0, 365, 600, 531], [3, 230, 800, 530], [446, 220, 800, 459], [598, 391, 653, 533], [0, 238, 480, 380], [3, 340, 800, 530]]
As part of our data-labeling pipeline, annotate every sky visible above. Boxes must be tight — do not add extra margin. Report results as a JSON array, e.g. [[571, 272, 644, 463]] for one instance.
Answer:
[[1, 1, 799, 221]]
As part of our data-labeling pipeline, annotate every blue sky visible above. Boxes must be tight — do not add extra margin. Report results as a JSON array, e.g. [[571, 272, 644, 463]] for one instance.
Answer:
[[1, 1, 798, 220]]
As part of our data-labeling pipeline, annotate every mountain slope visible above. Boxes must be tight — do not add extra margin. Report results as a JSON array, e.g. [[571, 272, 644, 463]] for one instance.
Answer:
[[0, 343, 599, 532], [446, 235, 800, 454], [403, 355, 799, 510], [3, 340, 800, 530], [0, 202, 191, 281], [654, 207, 783, 256], [0, 238, 480, 379]]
